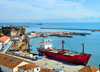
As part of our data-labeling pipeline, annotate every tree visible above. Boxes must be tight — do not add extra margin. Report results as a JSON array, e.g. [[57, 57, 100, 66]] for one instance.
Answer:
[[10, 25, 13, 29], [0, 33, 2, 37], [0, 30, 2, 37]]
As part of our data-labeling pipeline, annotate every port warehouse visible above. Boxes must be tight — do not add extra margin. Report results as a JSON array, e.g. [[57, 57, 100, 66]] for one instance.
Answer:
[[0, 53, 29, 72], [19, 33, 37, 38], [0, 36, 10, 50], [25, 33, 37, 38]]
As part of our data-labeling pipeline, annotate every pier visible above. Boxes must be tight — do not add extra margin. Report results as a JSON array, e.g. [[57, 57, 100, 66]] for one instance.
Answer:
[[41, 27, 100, 32]]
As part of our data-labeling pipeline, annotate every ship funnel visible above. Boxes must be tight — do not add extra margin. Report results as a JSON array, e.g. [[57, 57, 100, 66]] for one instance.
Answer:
[[62, 40, 64, 50], [82, 43, 84, 54]]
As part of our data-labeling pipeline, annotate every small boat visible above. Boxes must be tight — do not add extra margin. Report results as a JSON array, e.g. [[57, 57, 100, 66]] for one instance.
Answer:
[[37, 39, 92, 65], [37, 23, 43, 25], [40, 34, 48, 37], [65, 35, 73, 37], [57, 34, 73, 37]]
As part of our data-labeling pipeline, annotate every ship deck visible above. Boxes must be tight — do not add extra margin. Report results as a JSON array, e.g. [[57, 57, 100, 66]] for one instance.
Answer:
[[48, 50, 79, 56], [62, 53, 79, 56]]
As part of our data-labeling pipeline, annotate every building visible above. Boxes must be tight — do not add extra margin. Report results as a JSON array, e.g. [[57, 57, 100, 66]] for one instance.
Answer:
[[40, 68, 54, 72], [78, 65, 99, 72], [18, 63, 54, 72], [2, 25, 26, 36], [0, 53, 54, 72], [62, 31, 70, 34], [26, 33, 37, 38], [0, 53, 28, 72], [36, 33, 41, 36], [0, 36, 10, 45], [0, 42, 2, 50], [18, 63, 40, 72]]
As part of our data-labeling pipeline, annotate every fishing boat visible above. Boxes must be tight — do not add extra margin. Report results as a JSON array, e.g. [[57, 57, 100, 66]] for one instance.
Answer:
[[37, 39, 92, 66], [37, 23, 43, 25]]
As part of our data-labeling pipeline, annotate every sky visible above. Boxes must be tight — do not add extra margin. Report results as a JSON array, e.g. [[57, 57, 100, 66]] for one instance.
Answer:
[[0, 0, 100, 22]]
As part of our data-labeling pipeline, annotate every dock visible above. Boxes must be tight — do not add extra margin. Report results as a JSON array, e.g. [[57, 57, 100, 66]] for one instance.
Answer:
[[5, 52, 84, 72], [41, 27, 100, 32], [33, 57, 84, 72]]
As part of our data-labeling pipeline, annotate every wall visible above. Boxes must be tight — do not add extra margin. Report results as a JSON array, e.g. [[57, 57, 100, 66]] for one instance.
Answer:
[[97, 70, 99, 72], [11, 31, 19, 36], [13, 61, 28, 72], [0, 64, 12, 72], [0, 43, 2, 50], [4, 38, 10, 45], [18, 67, 40, 72], [33, 67, 40, 72]]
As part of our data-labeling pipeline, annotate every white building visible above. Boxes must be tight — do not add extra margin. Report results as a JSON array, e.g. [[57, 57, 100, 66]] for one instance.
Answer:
[[0, 42, 2, 50], [0, 36, 10, 45], [0, 53, 28, 72], [18, 63, 40, 72], [18, 63, 54, 72]]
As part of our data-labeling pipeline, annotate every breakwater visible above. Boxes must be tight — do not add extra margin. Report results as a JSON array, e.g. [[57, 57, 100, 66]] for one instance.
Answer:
[[41, 27, 100, 32]]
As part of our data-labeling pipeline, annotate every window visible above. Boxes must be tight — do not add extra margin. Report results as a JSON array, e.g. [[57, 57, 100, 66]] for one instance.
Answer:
[[10, 60, 13, 61], [18, 69, 20, 72], [4, 58, 7, 59], [37, 69, 39, 71]]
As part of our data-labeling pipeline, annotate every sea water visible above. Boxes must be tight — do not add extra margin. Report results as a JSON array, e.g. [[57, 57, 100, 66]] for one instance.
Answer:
[[0, 22, 100, 68]]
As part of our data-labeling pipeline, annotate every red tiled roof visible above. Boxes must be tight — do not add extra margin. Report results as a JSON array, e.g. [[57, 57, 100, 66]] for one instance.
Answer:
[[0, 53, 24, 69], [18, 63, 40, 70], [43, 32, 51, 34], [18, 63, 54, 72], [0, 36, 10, 42], [54, 32, 62, 33], [78, 65, 99, 72], [1, 34, 4, 36], [40, 68, 54, 72], [26, 34, 37, 36]]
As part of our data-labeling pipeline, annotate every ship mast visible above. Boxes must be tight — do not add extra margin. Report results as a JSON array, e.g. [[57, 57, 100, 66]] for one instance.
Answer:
[[62, 40, 64, 51], [82, 43, 84, 54]]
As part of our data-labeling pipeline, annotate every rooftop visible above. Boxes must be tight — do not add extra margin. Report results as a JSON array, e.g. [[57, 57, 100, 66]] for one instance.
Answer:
[[40, 68, 54, 72], [18, 63, 40, 70], [0, 53, 24, 69], [0, 36, 10, 42], [26, 33, 37, 36], [78, 65, 99, 72]]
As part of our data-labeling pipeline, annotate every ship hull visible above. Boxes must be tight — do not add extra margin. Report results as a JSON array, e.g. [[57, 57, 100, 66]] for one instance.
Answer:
[[38, 50, 91, 66]]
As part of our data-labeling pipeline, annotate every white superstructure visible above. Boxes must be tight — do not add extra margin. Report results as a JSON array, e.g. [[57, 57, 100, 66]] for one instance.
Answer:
[[39, 39, 53, 50]]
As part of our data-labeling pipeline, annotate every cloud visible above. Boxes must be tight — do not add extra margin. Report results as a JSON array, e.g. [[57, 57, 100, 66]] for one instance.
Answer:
[[0, 0, 100, 22]]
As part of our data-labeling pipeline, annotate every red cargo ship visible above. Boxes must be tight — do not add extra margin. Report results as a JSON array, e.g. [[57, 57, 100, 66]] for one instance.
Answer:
[[37, 39, 91, 66]]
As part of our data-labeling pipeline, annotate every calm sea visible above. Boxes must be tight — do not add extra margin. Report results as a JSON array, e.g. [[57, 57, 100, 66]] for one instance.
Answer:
[[0, 22, 100, 68]]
